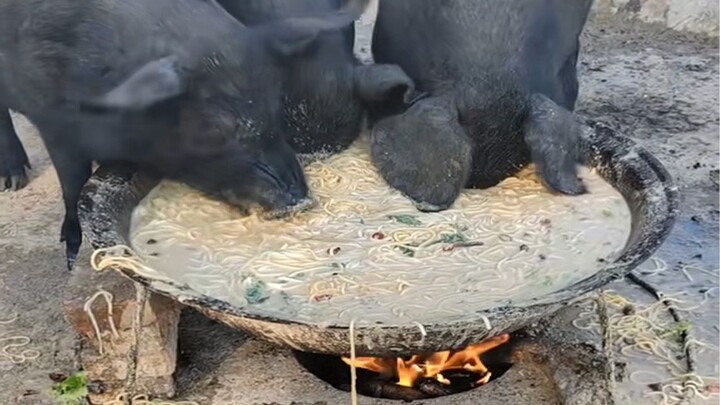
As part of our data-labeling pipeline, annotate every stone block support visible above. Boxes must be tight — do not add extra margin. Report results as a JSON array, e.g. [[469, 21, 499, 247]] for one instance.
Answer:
[[62, 260, 181, 403]]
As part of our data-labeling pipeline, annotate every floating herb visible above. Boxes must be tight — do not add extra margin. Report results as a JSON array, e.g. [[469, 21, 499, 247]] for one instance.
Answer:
[[439, 233, 468, 244], [395, 246, 416, 257], [602, 209, 614, 217], [659, 321, 692, 344], [442, 241, 484, 252], [388, 214, 422, 226], [427, 228, 469, 246], [543, 276, 553, 286], [429, 228, 484, 251], [51, 372, 88, 405], [245, 278, 269, 304]]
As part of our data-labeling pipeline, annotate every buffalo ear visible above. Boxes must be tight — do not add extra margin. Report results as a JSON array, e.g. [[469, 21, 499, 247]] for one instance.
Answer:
[[354, 64, 423, 106], [80, 57, 185, 113]]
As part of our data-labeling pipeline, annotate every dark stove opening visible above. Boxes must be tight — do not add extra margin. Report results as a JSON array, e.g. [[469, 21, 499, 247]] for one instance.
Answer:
[[292, 336, 514, 401]]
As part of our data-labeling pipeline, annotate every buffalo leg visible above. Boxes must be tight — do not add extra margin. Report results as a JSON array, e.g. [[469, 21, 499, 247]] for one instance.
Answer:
[[558, 43, 580, 112], [524, 93, 586, 196], [44, 137, 92, 270], [0, 108, 30, 191]]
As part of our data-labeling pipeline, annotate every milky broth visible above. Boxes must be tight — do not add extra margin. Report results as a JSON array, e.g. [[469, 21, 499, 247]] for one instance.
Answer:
[[129, 139, 631, 326]]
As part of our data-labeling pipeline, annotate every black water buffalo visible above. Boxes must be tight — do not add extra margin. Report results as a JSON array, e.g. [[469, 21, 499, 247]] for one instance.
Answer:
[[0, 0, 370, 268], [216, 0, 418, 155], [370, 0, 593, 212]]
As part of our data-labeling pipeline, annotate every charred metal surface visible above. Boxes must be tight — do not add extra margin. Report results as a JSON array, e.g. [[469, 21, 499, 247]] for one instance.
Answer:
[[78, 122, 679, 357]]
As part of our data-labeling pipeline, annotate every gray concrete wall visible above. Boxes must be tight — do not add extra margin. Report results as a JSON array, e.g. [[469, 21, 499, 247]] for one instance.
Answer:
[[595, 0, 719, 36]]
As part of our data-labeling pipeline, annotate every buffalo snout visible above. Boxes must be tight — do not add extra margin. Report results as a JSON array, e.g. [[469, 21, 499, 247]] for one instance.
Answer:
[[213, 136, 312, 217]]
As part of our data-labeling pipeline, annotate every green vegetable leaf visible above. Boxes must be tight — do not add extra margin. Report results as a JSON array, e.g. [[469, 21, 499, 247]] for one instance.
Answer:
[[51, 372, 88, 405], [395, 246, 416, 257], [439, 233, 468, 244], [388, 215, 422, 226], [245, 279, 269, 304], [659, 321, 692, 344]]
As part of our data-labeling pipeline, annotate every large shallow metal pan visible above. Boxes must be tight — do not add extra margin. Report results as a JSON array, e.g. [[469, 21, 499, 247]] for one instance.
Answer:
[[78, 122, 678, 357]]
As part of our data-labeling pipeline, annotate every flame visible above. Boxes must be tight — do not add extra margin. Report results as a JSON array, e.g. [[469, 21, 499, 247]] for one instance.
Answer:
[[343, 334, 510, 388]]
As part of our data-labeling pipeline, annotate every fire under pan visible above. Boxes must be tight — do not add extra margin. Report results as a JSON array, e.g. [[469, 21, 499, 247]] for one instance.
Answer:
[[174, 311, 620, 405]]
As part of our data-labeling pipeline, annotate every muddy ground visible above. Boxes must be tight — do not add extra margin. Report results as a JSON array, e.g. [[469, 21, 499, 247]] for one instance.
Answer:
[[0, 9, 718, 405]]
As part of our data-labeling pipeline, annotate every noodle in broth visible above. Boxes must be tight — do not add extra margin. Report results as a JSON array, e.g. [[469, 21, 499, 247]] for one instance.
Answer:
[[125, 139, 632, 326]]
